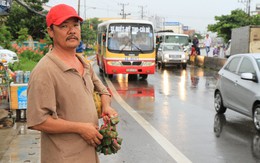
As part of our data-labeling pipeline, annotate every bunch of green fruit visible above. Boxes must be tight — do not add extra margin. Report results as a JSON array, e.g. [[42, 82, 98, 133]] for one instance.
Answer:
[[96, 116, 123, 155]]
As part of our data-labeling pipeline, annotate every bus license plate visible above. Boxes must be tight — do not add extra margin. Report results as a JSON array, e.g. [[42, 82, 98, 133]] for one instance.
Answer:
[[126, 69, 137, 72]]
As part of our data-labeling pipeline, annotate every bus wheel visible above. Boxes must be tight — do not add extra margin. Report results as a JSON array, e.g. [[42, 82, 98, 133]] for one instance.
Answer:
[[108, 74, 113, 78], [128, 74, 138, 81], [140, 74, 148, 80], [99, 67, 103, 73]]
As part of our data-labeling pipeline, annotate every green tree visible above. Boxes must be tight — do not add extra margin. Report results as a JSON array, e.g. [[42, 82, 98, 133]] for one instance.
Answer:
[[193, 33, 203, 39], [6, 0, 48, 40], [16, 28, 29, 45], [251, 14, 260, 25], [0, 25, 12, 49], [208, 9, 260, 42], [81, 18, 102, 46]]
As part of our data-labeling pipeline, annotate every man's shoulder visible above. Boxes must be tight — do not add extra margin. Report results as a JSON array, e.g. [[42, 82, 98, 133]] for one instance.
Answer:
[[38, 55, 54, 66], [31, 55, 56, 74]]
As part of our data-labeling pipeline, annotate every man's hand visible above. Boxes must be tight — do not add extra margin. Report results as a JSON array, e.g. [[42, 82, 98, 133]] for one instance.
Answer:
[[78, 123, 103, 147], [101, 94, 118, 122], [102, 105, 118, 122]]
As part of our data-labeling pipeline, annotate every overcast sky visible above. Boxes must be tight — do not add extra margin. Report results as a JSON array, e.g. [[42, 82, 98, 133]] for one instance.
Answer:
[[47, 0, 258, 32]]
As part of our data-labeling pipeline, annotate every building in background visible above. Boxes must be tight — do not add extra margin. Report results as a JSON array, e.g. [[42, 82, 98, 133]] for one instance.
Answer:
[[163, 22, 183, 33], [252, 3, 260, 15]]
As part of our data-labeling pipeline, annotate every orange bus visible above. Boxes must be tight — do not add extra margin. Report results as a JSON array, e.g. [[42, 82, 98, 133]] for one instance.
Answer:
[[96, 19, 155, 80]]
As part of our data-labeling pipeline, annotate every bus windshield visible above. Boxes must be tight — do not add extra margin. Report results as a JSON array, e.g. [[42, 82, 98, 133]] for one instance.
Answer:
[[165, 35, 189, 46], [108, 23, 154, 52]]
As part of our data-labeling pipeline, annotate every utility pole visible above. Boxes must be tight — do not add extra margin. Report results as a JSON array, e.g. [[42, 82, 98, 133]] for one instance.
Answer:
[[78, 0, 80, 16], [119, 3, 130, 19], [238, 0, 251, 15], [138, 5, 146, 19], [248, 0, 251, 15]]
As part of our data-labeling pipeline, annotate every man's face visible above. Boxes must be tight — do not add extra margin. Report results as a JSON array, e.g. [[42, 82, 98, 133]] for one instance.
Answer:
[[48, 17, 81, 50]]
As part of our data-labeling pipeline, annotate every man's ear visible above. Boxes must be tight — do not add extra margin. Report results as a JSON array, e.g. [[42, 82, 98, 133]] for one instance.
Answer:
[[47, 27, 54, 38]]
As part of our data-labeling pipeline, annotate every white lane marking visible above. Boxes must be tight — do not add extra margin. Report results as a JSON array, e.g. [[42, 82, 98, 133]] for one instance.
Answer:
[[105, 77, 192, 163]]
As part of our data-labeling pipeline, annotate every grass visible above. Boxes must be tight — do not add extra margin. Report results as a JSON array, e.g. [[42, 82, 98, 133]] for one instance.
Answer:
[[9, 58, 38, 72]]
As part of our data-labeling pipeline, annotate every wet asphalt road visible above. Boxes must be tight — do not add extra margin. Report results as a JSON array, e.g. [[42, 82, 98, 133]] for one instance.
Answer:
[[1, 62, 260, 163], [96, 64, 260, 163]]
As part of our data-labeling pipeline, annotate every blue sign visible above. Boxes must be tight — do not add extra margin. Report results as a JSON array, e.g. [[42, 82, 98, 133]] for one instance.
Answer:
[[164, 22, 180, 26], [17, 86, 27, 109]]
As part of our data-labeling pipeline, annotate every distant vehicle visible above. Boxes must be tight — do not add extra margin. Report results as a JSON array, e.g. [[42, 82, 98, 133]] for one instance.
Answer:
[[224, 40, 231, 58], [0, 0, 12, 16], [0, 46, 19, 64], [155, 31, 190, 62], [156, 43, 187, 69], [96, 19, 155, 80], [198, 42, 204, 48], [155, 31, 190, 48], [214, 53, 260, 132]]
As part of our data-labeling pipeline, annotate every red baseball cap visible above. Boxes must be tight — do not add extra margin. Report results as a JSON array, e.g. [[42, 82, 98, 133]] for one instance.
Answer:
[[46, 4, 83, 27]]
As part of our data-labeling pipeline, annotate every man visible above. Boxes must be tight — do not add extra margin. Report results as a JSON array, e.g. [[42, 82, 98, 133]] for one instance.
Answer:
[[192, 35, 200, 55], [108, 33, 119, 50], [204, 34, 212, 56], [26, 4, 117, 163]]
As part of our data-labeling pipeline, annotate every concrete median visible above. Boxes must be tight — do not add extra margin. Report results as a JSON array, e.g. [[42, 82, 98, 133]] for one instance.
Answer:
[[193, 55, 227, 71]]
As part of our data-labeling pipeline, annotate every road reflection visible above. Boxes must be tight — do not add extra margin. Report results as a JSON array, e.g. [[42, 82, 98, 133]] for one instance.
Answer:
[[162, 70, 170, 96], [214, 114, 260, 160], [110, 74, 155, 112], [115, 74, 154, 99]]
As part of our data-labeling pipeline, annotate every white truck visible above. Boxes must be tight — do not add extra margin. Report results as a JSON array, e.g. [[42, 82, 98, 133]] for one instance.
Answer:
[[226, 25, 260, 57]]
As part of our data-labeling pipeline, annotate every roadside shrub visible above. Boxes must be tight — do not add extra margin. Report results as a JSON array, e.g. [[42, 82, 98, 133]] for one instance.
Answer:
[[9, 44, 45, 71], [8, 57, 38, 71], [20, 50, 43, 62]]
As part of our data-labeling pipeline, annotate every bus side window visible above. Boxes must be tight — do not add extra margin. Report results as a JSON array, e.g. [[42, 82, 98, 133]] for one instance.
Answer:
[[156, 36, 160, 44], [102, 33, 106, 42], [159, 36, 163, 43], [102, 33, 106, 46], [97, 33, 102, 53]]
